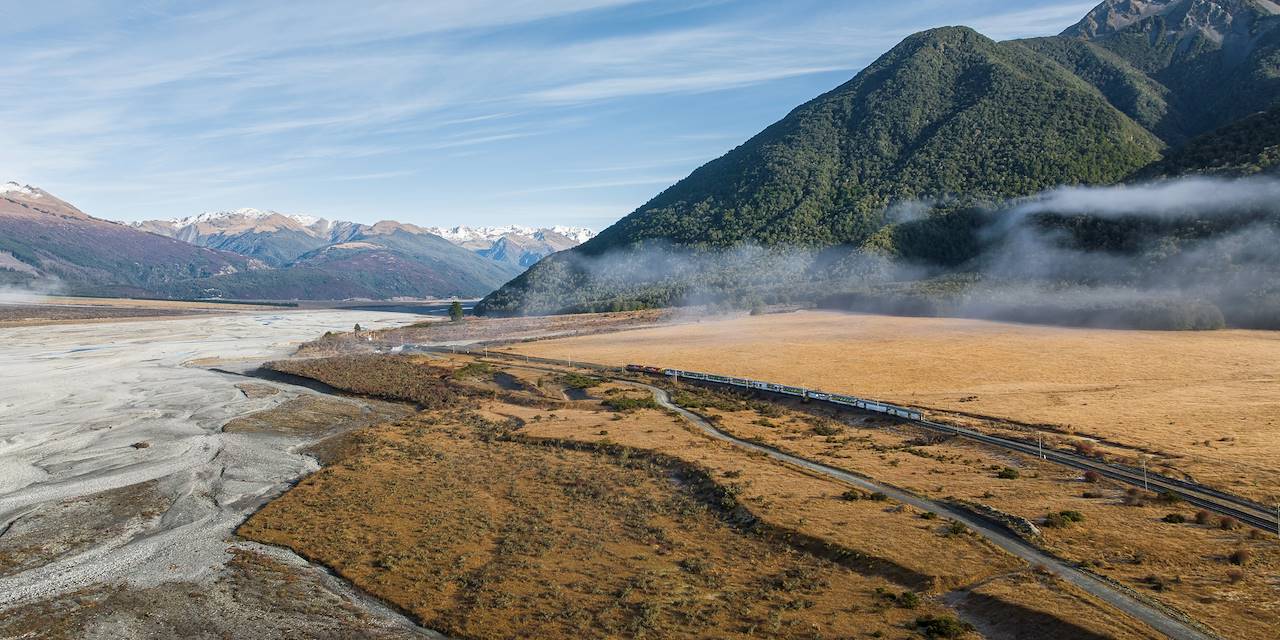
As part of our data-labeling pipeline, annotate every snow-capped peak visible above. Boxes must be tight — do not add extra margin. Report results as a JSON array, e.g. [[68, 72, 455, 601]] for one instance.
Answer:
[[426, 224, 595, 244], [1, 181, 42, 199], [164, 208, 327, 229], [548, 225, 596, 244]]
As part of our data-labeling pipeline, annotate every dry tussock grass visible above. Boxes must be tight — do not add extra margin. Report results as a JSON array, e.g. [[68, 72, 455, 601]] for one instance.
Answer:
[[652, 380, 1280, 640], [505, 311, 1280, 501], [242, 354, 1176, 640], [239, 411, 946, 639]]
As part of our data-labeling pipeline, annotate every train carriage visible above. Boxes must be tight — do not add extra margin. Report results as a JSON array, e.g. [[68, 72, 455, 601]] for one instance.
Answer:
[[628, 364, 923, 422]]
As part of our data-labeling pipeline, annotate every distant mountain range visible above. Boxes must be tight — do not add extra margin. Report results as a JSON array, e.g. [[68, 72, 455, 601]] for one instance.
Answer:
[[134, 212, 594, 271], [1, 186, 593, 300], [478, 0, 1280, 324]]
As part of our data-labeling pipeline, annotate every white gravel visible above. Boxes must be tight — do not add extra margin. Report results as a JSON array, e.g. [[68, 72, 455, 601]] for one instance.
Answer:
[[0, 310, 415, 605]]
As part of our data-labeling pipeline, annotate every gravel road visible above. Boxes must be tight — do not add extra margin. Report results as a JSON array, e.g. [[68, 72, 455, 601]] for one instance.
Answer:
[[634, 379, 1217, 640]]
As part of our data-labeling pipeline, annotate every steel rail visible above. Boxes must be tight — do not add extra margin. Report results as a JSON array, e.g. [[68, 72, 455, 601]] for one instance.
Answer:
[[418, 345, 1278, 535]]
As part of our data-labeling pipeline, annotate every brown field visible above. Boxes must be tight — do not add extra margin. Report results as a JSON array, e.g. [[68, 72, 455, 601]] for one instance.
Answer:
[[502, 311, 1280, 502], [0, 296, 280, 326], [298, 309, 674, 357], [240, 354, 1176, 640], [655, 382, 1280, 640]]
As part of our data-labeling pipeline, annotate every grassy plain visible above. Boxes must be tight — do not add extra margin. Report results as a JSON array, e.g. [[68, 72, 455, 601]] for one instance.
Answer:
[[663, 382, 1280, 640], [241, 354, 1173, 640], [503, 311, 1280, 501]]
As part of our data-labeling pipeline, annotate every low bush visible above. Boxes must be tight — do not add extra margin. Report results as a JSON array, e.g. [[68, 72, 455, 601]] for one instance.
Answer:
[[453, 362, 494, 379], [603, 395, 659, 412], [914, 615, 974, 639], [873, 588, 921, 609], [1195, 510, 1212, 525], [1044, 510, 1086, 528], [1228, 549, 1252, 565], [1143, 574, 1171, 592], [812, 422, 842, 437], [557, 372, 603, 389], [898, 591, 921, 609], [840, 490, 863, 502], [1082, 470, 1102, 483], [1162, 513, 1186, 524], [1227, 568, 1245, 584], [996, 467, 1020, 480], [1219, 516, 1240, 530]]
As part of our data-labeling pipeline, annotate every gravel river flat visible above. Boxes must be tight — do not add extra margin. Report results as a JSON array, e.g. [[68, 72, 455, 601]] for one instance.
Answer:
[[0, 310, 432, 636]]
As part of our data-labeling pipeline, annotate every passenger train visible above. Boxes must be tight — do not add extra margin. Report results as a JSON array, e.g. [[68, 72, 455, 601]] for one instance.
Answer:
[[625, 365, 923, 421]]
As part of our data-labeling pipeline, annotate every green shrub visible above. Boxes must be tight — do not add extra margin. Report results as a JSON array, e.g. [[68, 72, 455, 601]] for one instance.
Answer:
[[813, 423, 842, 436], [996, 467, 1020, 480], [1162, 513, 1186, 524], [914, 614, 974, 639], [603, 395, 659, 412], [898, 591, 922, 609], [1044, 510, 1085, 528], [453, 362, 494, 379], [558, 372, 604, 389]]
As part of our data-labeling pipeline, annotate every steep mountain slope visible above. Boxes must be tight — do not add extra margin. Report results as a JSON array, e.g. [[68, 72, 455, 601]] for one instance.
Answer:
[[478, 25, 1164, 315], [1043, 0, 1280, 141], [1135, 102, 1280, 176], [0, 183, 259, 296], [590, 27, 1159, 251]]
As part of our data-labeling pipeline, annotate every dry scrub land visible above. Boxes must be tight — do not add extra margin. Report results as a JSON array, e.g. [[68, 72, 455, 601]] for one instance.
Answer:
[[297, 308, 673, 357], [503, 311, 1280, 502], [652, 381, 1280, 640], [0, 296, 278, 326], [242, 354, 1185, 640]]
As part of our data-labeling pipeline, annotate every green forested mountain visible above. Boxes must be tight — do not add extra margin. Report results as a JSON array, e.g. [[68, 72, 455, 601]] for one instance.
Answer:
[[1135, 103, 1280, 177], [478, 0, 1280, 319], [586, 26, 1160, 252], [1054, 0, 1280, 140]]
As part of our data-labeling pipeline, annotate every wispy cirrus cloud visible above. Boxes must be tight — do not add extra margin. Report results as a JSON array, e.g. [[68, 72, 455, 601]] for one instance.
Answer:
[[1, 0, 1102, 227]]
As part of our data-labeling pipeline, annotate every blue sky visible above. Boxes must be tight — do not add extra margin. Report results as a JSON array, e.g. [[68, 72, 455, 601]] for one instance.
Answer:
[[0, 0, 1098, 228]]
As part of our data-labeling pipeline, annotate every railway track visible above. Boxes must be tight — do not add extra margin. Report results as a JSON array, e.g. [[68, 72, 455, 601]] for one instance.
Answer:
[[913, 417, 1279, 534], [423, 345, 1222, 640], [421, 345, 1278, 536]]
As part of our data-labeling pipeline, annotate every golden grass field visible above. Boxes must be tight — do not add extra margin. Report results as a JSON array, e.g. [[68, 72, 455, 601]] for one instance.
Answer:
[[503, 311, 1280, 501], [672, 384, 1279, 640], [240, 354, 1188, 640]]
